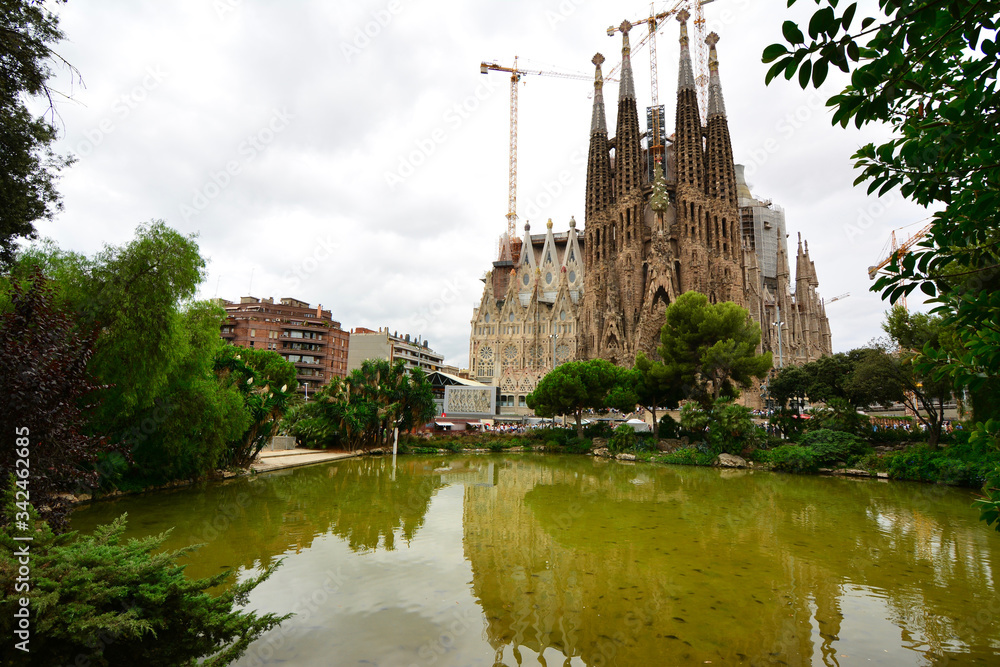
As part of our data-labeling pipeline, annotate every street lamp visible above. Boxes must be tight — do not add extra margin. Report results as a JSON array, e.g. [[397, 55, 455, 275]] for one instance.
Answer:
[[773, 304, 784, 369], [303, 381, 309, 402]]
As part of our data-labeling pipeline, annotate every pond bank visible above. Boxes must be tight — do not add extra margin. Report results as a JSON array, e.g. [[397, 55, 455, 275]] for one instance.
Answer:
[[251, 448, 361, 473]]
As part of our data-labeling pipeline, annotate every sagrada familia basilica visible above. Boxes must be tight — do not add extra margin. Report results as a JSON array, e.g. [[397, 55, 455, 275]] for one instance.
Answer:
[[469, 12, 833, 413]]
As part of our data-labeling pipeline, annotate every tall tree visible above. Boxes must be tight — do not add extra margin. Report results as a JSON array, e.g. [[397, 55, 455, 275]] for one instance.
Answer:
[[634, 351, 684, 431], [878, 306, 955, 448], [762, 1, 999, 406], [657, 291, 772, 408], [0, 269, 112, 530], [0, 0, 76, 265], [526, 359, 637, 439], [214, 344, 297, 468], [288, 360, 435, 452]]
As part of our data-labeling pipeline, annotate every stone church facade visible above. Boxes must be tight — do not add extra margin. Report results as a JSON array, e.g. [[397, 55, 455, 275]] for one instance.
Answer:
[[469, 14, 832, 412], [469, 219, 585, 414], [578, 13, 832, 367]]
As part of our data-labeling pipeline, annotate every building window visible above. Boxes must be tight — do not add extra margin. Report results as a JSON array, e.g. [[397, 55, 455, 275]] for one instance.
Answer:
[[250, 329, 256, 337]]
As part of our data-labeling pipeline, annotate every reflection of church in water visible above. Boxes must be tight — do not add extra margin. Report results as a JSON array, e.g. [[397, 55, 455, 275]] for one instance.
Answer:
[[470, 14, 833, 414]]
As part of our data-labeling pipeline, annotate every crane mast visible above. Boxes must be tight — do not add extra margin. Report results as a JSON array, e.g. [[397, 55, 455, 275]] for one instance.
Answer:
[[480, 59, 603, 263]]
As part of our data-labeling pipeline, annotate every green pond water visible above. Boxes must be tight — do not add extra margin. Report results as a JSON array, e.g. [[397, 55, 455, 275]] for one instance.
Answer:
[[70, 455, 1000, 666]]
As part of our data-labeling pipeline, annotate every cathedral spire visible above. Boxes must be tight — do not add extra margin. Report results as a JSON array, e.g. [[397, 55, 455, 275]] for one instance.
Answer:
[[673, 9, 703, 191], [703, 31, 736, 203], [590, 52, 607, 135], [614, 22, 643, 197], [706, 32, 727, 119], [618, 20, 636, 101], [585, 52, 614, 221], [677, 10, 695, 91]]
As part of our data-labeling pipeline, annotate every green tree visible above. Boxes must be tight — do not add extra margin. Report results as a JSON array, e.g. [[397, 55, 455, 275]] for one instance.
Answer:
[[0, 269, 113, 530], [0, 483, 290, 665], [215, 344, 298, 467], [762, 0, 1000, 441], [288, 360, 435, 452], [0, 0, 76, 266], [657, 291, 772, 408], [872, 306, 956, 448], [526, 359, 637, 439], [633, 351, 685, 431]]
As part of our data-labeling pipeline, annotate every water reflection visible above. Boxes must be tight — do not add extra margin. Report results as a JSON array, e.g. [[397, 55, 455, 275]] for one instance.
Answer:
[[69, 455, 999, 666], [462, 457, 999, 666]]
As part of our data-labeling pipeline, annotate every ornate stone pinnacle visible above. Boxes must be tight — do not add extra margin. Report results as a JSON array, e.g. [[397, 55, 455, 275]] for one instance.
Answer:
[[677, 9, 690, 23], [619, 20, 632, 34], [592, 53, 605, 67], [706, 32, 720, 48]]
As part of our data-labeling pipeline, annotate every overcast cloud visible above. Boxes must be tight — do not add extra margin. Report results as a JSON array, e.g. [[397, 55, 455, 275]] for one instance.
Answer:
[[36, 0, 930, 367]]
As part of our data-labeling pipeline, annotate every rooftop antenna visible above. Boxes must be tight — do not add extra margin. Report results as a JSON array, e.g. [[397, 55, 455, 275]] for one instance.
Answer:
[[248, 268, 255, 295], [214, 275, 221, 298]]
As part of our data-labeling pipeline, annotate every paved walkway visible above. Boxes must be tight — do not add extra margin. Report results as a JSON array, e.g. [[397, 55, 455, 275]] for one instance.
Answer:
[[251, 448, 361, 473]]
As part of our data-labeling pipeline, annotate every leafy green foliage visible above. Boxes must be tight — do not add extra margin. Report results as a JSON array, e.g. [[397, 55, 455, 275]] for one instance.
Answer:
[[680, 399, 763, 455], [214, 345, 297, 467], [796, 429, 870, 465], [653, 447, 716, 467], [0, 0, 76, 266], [971, 420, 1000, 531], [608, 424, 636, 455], [656, 291, 772, 408], [0, 482, 291, 665], [879, 439, 998, 487], [288, 359, 436, 452], [806, 397, 872, 437], [761, 445, 820, 474], [763, 0, 999, 453], [0, 270, 113, 529], [658, 413, 680, 438], [526, 359, 637, 438]]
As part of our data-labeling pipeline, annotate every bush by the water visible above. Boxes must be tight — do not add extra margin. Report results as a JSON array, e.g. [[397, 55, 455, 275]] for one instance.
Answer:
[[796, 429, 871, 466], [875, 436, 997, 486], [0, 486, 289, 666], [653, 447, 716, 467], [608, 424, 637, 454], [759, 444, 821, 473]]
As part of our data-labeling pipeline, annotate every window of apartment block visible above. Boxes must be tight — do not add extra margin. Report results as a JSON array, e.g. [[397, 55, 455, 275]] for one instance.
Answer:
[[250, 329, 256, 337]]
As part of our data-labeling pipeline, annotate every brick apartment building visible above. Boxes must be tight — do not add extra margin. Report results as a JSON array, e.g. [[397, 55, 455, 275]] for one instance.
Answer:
[[220, 296, 350, 394]]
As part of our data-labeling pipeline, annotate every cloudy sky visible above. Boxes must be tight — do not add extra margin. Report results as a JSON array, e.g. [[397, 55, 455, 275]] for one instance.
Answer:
[[36, 0, 930, 368]]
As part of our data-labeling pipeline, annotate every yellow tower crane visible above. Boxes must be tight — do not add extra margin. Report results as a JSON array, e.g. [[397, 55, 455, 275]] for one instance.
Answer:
[[480, 58, 605, 264], [867, 220, 934, 309]]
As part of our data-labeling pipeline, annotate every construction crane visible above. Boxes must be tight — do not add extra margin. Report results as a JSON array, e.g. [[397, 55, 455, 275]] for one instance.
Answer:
[[693, 0, 716, 119], [867, 222, 934, 280], [480, 58, 599, 263], [825, 292, 850, 305], [607, 2, 680, 171], [605, 0, 718, 152], [867, 221, 934, 309]]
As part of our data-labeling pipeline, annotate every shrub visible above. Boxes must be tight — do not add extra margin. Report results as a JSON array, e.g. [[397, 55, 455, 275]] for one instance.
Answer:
[[584, 422, 615, 439], [559, 437, 593, 454], [658, 414, 680, 438], [797, 429, 870, 466], [880, 440, 998, 487], [0, 485, 290, 666], [658, 447, 715, 466], [762, 444, 820, 473], [608, 424, 636, 454]]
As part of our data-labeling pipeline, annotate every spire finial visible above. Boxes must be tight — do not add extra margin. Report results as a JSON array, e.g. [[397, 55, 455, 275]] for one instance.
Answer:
[[677, 10, 695, 91], [590, 52, 608, 134], [705, 32, 726, 117], [618, 21, 636, 101]]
